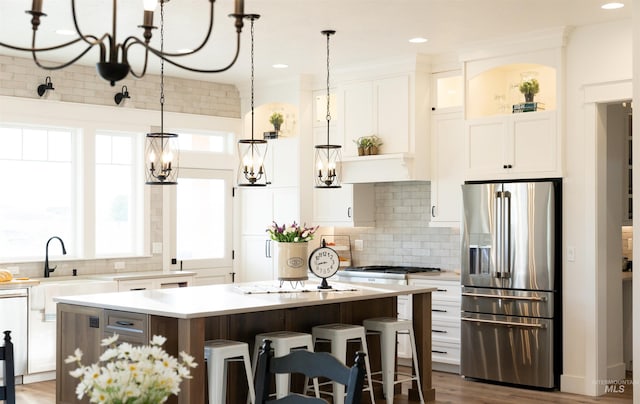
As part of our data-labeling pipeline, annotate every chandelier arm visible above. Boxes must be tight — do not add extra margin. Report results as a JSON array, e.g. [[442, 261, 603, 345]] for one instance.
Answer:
[[30, 44, 96, 71], [126, 47, 150, 79], [70, 0, 99, 47], [125, 32, 242, 74]]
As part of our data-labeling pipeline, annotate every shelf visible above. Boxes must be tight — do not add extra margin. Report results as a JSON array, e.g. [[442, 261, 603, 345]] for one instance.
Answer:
[[321, 235, 352, 268]]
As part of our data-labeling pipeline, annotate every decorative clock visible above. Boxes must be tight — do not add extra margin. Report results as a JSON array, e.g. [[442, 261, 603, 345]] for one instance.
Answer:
[[308, 239, 340, 289]]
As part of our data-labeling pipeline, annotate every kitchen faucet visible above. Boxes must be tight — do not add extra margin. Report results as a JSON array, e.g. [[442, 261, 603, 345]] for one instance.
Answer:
[[44, 236, 67, 278]]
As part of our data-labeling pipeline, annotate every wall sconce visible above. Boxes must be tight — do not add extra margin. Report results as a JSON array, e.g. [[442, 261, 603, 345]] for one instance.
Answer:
[[37, 76, 54, 97], [114, 85, 130, 105]]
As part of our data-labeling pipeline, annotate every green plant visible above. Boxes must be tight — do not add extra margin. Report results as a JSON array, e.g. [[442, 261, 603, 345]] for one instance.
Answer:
[[353, 136, 372, 148], [519, 78, 540, 96], [368, 135, 383, 147], [269, 112, 284, 127]]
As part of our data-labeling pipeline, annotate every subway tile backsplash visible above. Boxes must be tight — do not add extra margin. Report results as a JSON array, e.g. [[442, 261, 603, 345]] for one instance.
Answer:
[[334, 182, 461, 270]]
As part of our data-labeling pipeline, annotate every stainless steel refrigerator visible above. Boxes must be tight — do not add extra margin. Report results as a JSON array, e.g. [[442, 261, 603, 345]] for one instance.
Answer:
[[460, 179, 561, 389]]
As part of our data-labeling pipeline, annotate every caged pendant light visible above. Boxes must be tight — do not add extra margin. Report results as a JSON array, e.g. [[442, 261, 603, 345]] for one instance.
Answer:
[[314, 30, 341, 188], [145, 1, 178, 185], [237, 15, 268, 187]]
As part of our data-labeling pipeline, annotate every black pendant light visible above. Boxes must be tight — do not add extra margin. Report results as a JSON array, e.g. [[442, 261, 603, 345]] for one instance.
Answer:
[[145, 0, 178, 185], [314, 30, 341, 188], [237, 15, 268, 187]]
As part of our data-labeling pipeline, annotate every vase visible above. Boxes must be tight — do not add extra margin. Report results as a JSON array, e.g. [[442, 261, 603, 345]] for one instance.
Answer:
[[275, 242, 309, 281], [525, 93, 534, 102]]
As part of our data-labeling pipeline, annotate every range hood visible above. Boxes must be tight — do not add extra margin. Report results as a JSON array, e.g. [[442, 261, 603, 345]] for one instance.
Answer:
[[341, 153, 429, 183]]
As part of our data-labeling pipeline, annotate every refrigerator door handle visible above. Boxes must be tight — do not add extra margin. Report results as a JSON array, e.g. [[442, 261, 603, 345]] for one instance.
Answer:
[[462, 292, 547, 302], [461, 317, 546, 329], [504, 190, 512, 279], [495, 190, 503, 279]]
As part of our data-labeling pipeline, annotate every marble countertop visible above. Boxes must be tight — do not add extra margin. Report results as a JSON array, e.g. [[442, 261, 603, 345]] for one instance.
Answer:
[[55, 280, 436, 319]]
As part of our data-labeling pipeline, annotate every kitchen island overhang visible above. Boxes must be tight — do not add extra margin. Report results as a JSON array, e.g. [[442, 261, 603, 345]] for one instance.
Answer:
[[55, 280, 436, 403]]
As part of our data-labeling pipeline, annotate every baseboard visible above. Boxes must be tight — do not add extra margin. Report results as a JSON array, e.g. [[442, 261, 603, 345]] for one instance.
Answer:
[[560, 374, 606, 396], [607, 362, 626, 380], [433, 362, 460, 374], [22, 371, 55, 384]]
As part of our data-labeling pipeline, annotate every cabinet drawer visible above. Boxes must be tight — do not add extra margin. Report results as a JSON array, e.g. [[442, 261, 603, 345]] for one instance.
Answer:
[[104, 310, 148, 345], [432, 340, 460, 365], [431, 300, 461, 320], [410, 279, 461, 302], [432, 319, 461, 343]]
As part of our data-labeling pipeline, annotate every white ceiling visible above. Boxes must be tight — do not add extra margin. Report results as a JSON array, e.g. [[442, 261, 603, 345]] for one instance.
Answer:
[[0, 0, 632, 86]]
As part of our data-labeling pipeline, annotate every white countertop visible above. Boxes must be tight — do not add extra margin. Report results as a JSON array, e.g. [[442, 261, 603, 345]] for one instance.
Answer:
[[408, 270, 461, 282], [55, 280, 436, 319]]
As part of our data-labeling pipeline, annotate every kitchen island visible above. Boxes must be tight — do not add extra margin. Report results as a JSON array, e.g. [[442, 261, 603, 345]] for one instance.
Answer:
[[55, 280, 436, 403]]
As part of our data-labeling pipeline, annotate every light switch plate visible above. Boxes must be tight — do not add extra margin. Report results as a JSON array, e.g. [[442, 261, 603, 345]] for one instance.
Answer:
[[567, 246, 575, 262]]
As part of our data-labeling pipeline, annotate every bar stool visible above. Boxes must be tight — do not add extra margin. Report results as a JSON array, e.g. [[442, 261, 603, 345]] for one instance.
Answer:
[[311, 323, 376, 404], [363, 317, 425, 404], [252, 331, 320, 399], [204, 339, 255, 404]]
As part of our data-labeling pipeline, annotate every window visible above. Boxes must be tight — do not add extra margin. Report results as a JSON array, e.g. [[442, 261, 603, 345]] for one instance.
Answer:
[[95, 133, 144, 257], [0, 126, 76, 260]]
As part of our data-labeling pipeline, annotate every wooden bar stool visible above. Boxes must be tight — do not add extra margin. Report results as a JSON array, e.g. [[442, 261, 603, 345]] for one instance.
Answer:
[[252, 331, 320, 399], [311, 323, 376, 404], [363, 317, 425, 404], [204, 339, 255, 404]]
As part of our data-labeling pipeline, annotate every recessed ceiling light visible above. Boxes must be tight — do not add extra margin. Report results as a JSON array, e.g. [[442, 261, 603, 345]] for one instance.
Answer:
[[55, 29, 75, 36], [409, 37, 428, 44], [272, 64, 288, 69], [601, 2, 624, 9]]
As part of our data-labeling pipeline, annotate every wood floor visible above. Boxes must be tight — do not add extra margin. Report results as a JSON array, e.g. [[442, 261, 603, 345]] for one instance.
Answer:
[[16, 371, 633, 403]]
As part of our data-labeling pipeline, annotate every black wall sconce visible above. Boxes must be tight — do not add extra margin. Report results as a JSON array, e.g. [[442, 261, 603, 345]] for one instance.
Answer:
[[114, 85, 130, 105], [37, 76, 54, 97]]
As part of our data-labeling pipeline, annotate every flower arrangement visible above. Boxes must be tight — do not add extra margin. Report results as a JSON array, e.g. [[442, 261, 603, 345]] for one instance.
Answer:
[[519, 78, 540, 102], [65, 334, 197, 404], [269, 112, 284, 130], [266, 221, 318, 243]]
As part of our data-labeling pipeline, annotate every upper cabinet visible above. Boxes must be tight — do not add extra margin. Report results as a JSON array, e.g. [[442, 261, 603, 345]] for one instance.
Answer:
[[461, 29, 567, 180], [333, 58, 431, 183]]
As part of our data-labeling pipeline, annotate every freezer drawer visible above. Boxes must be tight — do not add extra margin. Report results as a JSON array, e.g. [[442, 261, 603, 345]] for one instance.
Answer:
[[461, 286, 554, 318], [460, 312, 554, 388]]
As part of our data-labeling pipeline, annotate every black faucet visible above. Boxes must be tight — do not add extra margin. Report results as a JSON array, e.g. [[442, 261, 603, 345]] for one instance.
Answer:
[[44, 236, 67, 278]]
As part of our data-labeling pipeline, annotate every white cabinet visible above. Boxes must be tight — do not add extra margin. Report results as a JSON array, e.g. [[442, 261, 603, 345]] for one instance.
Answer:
[[313, 183, 374, 227], [405, 276, 461, 373], [430, 111, 464, 227], [264, 137, 300, 187], [465, 111, 559, 180], [339, 74, 414, 157]]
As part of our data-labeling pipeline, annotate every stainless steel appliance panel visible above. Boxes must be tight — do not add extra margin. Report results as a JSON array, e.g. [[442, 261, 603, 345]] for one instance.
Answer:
[[461, 183, 501, 288], [503, 182, 555, 291], [461, 286, 554, 318], [461, 311, 554, 388]]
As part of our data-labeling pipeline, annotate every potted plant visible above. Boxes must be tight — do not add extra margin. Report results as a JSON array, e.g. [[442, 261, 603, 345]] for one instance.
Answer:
[[368, 135, 383, 155], [353, 136, 372, 156], [519, 78, 540, 102], [266, 221, 318, 283], [269, 112, 284, 132]]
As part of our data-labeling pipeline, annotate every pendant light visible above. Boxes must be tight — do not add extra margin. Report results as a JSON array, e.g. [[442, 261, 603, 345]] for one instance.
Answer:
[[145, 0, 178, 185], [237, 14, 268, 187], [314, 30, 341, 188]]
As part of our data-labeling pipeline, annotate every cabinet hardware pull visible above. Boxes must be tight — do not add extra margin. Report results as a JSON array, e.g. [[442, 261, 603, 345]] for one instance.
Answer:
[[347, 207, 352, 218], [432, 350, 448, 354], [432, 329, 448, 333], [115, 321, 135, 326], [432, 309, 448, 313], [461, 317, 546, 328], [462, 292, 547, 302], [431, 206, 436, 217], [503, 164, 508, 169], [436, 288, 447, 292]]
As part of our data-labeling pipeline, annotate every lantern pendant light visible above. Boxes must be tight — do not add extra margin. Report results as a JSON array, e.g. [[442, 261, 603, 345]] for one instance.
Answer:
[[145, 0, 178, 185], [314, 30, 341, 188], [237, 15, 268, 187]]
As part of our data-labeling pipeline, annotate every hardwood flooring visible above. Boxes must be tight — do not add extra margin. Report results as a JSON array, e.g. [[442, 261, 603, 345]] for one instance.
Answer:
[[16, 371, 633, 403]]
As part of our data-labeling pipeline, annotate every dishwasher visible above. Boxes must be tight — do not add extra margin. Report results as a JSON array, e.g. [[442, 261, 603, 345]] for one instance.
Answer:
[[0, 288, 28, 381]]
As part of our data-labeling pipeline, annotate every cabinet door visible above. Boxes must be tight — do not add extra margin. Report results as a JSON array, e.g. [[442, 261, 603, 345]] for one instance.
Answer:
[[397, 295, 412, 359], [273, 187, 300, 226], [240, 187, 273, 235], [465, 116, 508, 177], [267, 137, 299, 187], [375, 75, 410, 154], [341, 81, 374, 157], [510, 111, 558, 174], [430, 111, 464, 227], [312, 183, 374, 227], [240, 235, 274, 282]]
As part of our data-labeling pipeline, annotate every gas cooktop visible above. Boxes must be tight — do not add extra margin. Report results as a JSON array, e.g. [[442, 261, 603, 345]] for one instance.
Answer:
[[342, 265, 441, 274]]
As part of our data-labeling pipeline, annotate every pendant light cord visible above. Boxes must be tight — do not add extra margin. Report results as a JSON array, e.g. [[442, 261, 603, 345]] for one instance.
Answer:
[[250, 16, 255, 141], [325, 31, 331, 145], [160, 0, 165, 135]]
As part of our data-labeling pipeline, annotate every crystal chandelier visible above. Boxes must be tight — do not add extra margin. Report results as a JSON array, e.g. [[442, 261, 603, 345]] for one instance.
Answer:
[[314, 30, 341, 188], [0, 0, 248, 86], [237, 14, 268, 187]]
